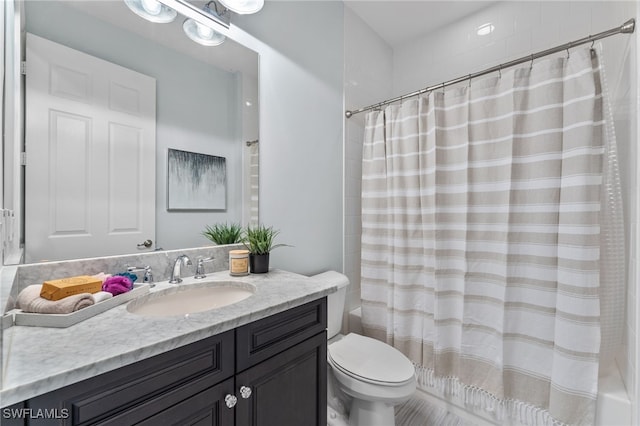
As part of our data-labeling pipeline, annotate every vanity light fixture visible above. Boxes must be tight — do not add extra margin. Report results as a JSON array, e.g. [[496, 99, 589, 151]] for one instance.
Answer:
[[124, 0, 177, 23], [183, 2, 227, 46], [218, 0, 264, 15], [124, 0, 261, 47]]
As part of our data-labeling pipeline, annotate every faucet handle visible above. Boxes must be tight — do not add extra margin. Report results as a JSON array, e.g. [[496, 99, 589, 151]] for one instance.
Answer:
[[126, 265, 155, 287], [142, 267, 154, 286], [194, 257, 214, 279]]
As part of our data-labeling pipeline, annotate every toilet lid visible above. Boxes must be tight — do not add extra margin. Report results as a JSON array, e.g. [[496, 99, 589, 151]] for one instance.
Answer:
[[328, 333, 415, 384]]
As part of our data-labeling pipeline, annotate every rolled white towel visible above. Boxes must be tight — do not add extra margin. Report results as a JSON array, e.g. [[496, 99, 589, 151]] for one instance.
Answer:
[[92, 291, 114, 303], [16, 284, 94, 314]]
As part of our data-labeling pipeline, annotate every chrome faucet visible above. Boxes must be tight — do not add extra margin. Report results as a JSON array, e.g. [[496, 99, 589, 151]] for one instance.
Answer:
[[169, 255, 192, 284], [127, 265, 155, 287]]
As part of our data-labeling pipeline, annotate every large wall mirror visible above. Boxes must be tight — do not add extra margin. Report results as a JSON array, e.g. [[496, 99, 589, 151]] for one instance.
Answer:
[[3, 0, 259, 264]]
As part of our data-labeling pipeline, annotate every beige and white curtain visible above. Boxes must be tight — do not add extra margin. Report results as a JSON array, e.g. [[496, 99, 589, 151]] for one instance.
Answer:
[[360, 47, 624, 426]]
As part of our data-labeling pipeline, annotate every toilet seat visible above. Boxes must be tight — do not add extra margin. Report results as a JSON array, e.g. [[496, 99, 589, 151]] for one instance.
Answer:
[[328, 333, 415, 386]]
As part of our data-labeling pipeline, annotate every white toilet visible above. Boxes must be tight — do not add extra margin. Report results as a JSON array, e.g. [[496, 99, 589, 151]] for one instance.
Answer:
[[325, 274, 416, 426]]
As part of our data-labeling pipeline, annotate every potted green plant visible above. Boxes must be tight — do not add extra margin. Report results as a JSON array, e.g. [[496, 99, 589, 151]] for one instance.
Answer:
[[243, 225, 289, 273], [202, 223, 243, 245]]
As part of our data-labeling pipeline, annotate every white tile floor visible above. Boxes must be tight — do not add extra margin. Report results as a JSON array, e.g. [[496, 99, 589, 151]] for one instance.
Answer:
[[395, 397, 474, 426], [327, 396, 474, 426]]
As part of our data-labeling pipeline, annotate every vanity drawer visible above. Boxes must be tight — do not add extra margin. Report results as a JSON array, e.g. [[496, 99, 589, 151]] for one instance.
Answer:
[[236, 297, 327, 371], [28, 331, 234, 426]]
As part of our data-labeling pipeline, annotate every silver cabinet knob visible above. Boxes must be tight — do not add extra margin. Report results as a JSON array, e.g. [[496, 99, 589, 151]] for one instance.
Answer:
[[239, 386, 252, 399], [225, 394, 237, 408], [137, 239, 153, 248]]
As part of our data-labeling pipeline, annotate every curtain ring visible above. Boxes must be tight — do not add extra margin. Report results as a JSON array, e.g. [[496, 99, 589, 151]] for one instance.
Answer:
[[590, 38, 595, 50], [530, 54, 534, 69], [498, 65, 502, 79], [468, 74, 472, 87], [566, 42, 572, 59], [441, 82, 446, 93]]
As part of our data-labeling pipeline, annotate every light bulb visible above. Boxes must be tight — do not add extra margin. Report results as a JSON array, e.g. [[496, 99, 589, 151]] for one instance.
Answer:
[[183, 18, 226, 46], [140, 0, 162, 15], [219, 0, 264, 15], [196, 22, 215, 39], [124, 0, 177, 23]]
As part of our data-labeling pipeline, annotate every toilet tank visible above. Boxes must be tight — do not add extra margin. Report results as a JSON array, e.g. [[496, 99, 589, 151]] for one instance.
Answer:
[[309, 271, 350, 339]]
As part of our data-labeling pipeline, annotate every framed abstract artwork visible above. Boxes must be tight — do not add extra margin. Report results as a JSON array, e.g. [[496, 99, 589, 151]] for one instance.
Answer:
[[167, 148, 226, 210]]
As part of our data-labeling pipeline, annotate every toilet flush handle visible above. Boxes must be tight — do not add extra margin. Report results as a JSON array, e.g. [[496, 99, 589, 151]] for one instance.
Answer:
[[240, 385, 252, 399]]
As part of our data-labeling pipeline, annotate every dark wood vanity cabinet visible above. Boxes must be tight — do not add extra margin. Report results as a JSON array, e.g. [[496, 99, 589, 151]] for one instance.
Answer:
[[235, 298, 327, 426], [17, 297, 327, 426]]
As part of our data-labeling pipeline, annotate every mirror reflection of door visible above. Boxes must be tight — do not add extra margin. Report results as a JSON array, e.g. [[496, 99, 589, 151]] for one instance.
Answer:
[[25, 33, 156, 263]]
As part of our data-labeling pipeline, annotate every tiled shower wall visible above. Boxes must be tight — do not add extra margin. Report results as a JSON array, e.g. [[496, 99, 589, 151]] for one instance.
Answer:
[[344, 1, 638, 422]]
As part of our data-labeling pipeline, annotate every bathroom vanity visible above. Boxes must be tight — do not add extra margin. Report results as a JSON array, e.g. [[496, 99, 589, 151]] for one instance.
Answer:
[[1, 269, 338, 426]]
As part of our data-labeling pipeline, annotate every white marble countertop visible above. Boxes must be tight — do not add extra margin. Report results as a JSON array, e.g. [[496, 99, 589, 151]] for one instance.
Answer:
[[1, 269, 341, 407]]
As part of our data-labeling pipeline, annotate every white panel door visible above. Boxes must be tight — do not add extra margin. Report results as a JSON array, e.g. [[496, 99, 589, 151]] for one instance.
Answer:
[[25, 33, 156, 262]]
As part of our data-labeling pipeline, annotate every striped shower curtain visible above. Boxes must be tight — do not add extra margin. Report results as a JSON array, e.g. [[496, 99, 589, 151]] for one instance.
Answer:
[[360, 47, 624, 426]]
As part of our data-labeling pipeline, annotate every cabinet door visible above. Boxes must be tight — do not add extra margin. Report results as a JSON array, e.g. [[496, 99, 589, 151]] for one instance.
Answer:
[[235, 332, 327, 426], [134, 378, 235, 426]]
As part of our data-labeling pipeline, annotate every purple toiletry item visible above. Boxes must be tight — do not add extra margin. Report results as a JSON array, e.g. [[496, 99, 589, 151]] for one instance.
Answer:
[[102, 276, 133, 296]]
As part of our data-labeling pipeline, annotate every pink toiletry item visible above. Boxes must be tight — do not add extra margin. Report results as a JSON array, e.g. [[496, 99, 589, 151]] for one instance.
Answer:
[[92, 272, 112, 283], [102, 275, 133, 296]]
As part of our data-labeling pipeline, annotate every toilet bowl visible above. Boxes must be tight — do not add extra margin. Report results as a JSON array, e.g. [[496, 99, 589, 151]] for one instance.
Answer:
[[328, 333, 416, 426], [312, 271, 416, 426]]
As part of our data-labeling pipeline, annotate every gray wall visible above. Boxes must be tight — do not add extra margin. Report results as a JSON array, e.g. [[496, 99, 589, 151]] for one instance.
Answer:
[[233, 2, 345, 275]]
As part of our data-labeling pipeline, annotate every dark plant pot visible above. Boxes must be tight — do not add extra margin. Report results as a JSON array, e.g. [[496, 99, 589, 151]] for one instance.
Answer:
[[249, 253, 270, 274]]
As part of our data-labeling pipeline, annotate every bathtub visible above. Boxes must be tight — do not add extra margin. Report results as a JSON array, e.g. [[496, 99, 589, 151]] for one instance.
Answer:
[[595, 362, 632, 426], [347, 308, 632, 426]]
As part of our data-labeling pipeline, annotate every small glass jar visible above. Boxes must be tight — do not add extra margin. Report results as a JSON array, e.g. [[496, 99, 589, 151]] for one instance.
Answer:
[[229, 249, 250, 276]]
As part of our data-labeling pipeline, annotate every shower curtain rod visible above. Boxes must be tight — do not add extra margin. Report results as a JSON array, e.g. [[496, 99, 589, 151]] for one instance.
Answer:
[[345, 18, 635, 118]]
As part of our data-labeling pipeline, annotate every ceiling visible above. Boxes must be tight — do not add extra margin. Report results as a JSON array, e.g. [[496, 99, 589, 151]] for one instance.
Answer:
[[344, 0, 497, 47], [62, 1, 496, 72]]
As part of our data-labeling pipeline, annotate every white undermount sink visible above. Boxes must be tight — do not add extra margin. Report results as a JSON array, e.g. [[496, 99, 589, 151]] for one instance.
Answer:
[[126, 281, 255, 317]]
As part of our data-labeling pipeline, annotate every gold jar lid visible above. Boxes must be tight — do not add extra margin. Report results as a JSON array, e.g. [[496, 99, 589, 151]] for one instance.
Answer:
[[229, 249, 249, 256]]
